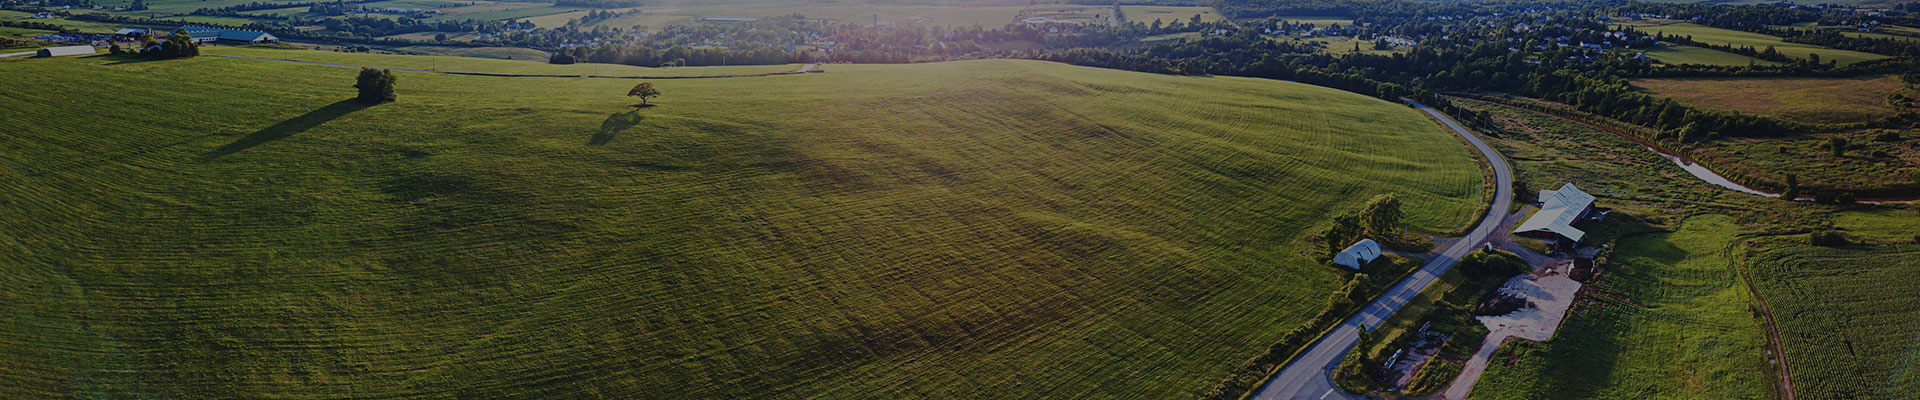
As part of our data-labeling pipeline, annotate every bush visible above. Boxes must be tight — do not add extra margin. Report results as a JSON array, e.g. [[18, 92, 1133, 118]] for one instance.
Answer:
[[1458, 249, 1526, 280], [1809, 230, 1848, 247], [1872, 130, 1902, 142]]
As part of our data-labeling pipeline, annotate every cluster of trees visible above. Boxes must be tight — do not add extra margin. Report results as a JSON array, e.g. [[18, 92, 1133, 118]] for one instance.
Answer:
[[568, 9, 631, 27], [553, 0, 643, 8], [1323, 194, 1405, 259], [110, 30, 200, 59], [0, 19, 77, 33], [354, 68, 396, 103]]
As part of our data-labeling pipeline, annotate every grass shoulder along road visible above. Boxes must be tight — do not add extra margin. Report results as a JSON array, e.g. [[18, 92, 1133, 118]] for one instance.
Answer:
[[0, 51, 1485, 398]]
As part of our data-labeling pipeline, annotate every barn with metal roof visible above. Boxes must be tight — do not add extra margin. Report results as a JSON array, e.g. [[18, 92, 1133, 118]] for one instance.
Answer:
[[35, 45, 95, 58], [1332, 239, 1383, 270], [1513, 183, 1596, 244]]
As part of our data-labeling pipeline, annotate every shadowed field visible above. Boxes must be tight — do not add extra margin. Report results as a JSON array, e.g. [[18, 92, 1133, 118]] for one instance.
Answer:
[[0, 51, 1483, 398]]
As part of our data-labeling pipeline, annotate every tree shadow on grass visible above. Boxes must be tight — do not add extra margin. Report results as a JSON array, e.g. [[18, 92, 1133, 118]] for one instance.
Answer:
[[101, 54, 167, 65], [202, 99, 372, 161], [590, 109, 645, 146]]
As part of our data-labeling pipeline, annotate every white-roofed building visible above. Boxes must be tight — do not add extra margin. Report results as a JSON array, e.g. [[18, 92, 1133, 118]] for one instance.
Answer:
[[36, 45, 95, 58], [1332, 239, 1383, 269], [1513, 183, 1595, 245]]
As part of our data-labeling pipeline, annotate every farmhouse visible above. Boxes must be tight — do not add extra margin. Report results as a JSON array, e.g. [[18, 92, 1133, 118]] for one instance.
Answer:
[[1332, 239, 1383, 269], [36, 45, 95, 58], [115, 28, 150, 39], [1513, 183, 1596, 245], [173, 26, 279, 44]]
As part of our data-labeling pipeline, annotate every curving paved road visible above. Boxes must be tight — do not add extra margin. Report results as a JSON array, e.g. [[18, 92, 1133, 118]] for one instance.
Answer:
[[205, 54, 819, 79], [1248, 99, 1513, 400]]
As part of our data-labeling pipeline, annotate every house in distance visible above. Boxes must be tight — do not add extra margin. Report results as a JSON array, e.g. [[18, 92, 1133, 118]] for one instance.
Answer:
[[1513, 183, 1597, 248]]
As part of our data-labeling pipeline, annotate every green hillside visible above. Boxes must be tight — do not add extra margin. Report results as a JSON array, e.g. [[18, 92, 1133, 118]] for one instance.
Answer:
[[0, 51, 1484, 398]]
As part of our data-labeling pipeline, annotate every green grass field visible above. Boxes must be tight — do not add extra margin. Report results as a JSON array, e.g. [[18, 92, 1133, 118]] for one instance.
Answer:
[[389, 45, 550, 60], [1470, 215, 1773, 400], [1832, 209, 1920, 241], [1629, 75, 1907, 124], [1634, 21, 1888, 65], [1121, 5, 1221, 24], [212, 46, 795, 75], [1637, 45, 1779, 67], [1280, 16, 1355, 27], [0, 50, 1485, 398], [1752, 244, 1920, 399]]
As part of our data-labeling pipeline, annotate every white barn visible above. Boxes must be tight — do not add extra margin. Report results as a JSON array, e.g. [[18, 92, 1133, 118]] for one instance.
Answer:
[[1332, 239, 1383, 269], [1514, 183, 1596, 244], [36, 45, 95, 58]]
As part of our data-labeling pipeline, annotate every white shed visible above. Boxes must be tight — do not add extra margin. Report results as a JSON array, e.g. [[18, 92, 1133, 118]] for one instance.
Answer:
[[36, 45, 95, 58], [1333, 239, 1383, 269]]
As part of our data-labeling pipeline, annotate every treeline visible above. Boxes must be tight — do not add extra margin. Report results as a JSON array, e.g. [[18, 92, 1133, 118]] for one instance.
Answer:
[[553, 0, 642, 8], [550, 44, 809, 66], [194, 1, 329, 17], [1620, 2, 1821, 29], [0, 18, 77, 33], [1524, 69, 1797, 138]]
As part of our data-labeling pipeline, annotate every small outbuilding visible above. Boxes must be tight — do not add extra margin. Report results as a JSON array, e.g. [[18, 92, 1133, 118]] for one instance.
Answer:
[[1333, 239, 1383, 270], [36, 45, 95, 58]]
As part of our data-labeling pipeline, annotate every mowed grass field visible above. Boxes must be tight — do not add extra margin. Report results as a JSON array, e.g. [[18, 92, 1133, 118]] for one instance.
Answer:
[[212, 46, 796, 75], [1637, 45, 1779, 67], [1468, 215, 1773, 400], [0, 52, 1485, 398], [1631, 21, 1887, 65], [1752, 244, 1920, 399], [1629, 75, 1908, 124]]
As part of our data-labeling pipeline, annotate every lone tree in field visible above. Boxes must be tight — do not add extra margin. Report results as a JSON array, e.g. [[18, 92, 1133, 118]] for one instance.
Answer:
[[355, 68, 397, 103], [1361, 193, 1404, 236], [1828, 137, 1847, 157], [628, 82, 662, 106]]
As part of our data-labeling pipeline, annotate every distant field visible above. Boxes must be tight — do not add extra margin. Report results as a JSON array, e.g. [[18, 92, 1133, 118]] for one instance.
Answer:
[[0, 51, 1484, 398], [0, 26, 54, 38], [1301, 35, 1405, 56], [910, 5, 1024, 26], [1832, 209, 1920, 240], [212, 46, 794, 75], [1637, 45, 1779, 66], [1469, 215, 1772, 400], [425, 2, 577, 22], [1752, 244, 1920, 399], [589, 12, 693, 30], [498, 3, 1216, 31], [1, 16, 120, 33], [1630, 75, 1907, 124], [1842, 31, 1919, 42], [1281, 16, 1355, 27], [390, 45, 549, 60], [1633, 21, 1887, 65], [1121, 5, 1221, 24]]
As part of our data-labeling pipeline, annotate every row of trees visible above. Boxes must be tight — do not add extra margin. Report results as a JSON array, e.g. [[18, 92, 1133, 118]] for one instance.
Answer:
[[109, 30, 199, 59]]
